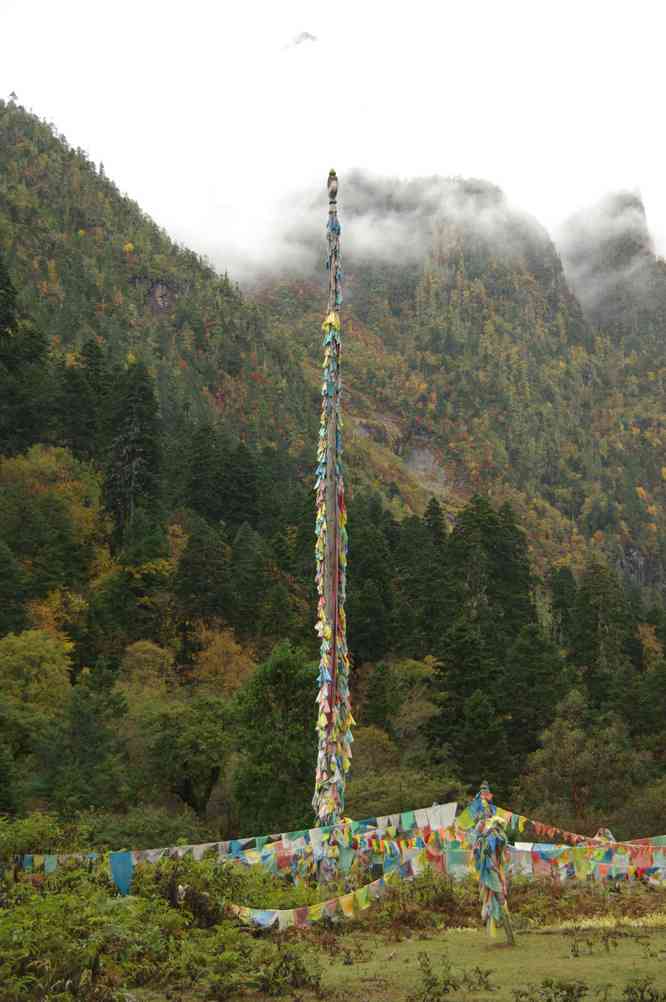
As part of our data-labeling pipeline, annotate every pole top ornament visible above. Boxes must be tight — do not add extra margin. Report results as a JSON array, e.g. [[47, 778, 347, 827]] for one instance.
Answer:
[[328, 169, 338, 200]]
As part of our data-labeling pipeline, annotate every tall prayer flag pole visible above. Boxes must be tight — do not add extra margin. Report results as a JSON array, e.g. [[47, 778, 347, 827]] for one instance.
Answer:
[[313, 170, 354, 825]]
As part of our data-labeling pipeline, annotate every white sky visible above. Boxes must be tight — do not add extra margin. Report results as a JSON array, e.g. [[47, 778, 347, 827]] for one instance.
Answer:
[[1, 0, 664, 276]]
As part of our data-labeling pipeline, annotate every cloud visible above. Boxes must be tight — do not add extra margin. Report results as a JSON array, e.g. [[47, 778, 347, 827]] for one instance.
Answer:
[[284, 31, 318, 49], [557, 192, 659, 323], [226, 169, 557, 291]]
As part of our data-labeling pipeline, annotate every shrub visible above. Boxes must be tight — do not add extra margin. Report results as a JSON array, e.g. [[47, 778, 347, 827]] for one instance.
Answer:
[[0, 885, 186, 1002], [76, 804, 218, 850], [512, 979, 589, 1002], [0, 812, 85, 861]]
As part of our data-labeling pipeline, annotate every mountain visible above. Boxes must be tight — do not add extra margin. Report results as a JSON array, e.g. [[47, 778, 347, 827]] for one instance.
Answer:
[[256, 173, 666, 589], [2, 99, 666, 595]]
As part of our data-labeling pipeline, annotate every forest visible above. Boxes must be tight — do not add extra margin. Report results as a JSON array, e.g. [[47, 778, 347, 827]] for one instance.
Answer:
[[1, 96, 666, 850]]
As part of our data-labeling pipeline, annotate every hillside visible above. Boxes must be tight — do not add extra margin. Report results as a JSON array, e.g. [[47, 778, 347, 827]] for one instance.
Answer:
[[2, 99, 666, 591], [0, 98, 316, 449], [256, 172, 666, 589], [1, 98, 666, 838]]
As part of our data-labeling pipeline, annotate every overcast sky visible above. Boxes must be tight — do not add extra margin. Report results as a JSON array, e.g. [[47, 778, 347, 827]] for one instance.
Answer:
[[1, 0, 664, 277]]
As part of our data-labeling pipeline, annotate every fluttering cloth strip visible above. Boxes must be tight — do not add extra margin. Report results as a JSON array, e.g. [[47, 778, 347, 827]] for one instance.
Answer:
[[312, 172, 353, 826], [227, 873, 392, 931], [15, 828, 666, 899], [473, 815, 514, 942], [312, 310, 353, 825], [13, 802, 666, 896]]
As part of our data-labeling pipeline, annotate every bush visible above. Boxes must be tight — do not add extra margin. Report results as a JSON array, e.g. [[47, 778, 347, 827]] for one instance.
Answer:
[[76, 804, 218, 850], [0, 805, 217, 865], [622, 977, 666, 1002], [254, 943, 322, 996], [512, 979, 590, 1002], [0, 883, 187, 1002], [0, 812, 85, 861], [132, 854, 329, 915]]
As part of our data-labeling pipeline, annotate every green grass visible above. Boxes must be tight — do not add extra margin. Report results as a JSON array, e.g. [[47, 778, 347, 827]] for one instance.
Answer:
[[132, 927, 666, 1001], [320, 928, 666, 1001]]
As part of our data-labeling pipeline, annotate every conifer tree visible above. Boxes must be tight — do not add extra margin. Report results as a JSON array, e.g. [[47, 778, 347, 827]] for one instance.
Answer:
[[457, 689, 512, 793], [347, 579, 391, 664], [392, 513, 436, 655], [0, 737, 20, 813], [58, 363, 99, 461], [568, 560, 635, 711], [228, 522, 267, 635], [549, 565, 578, 648], [442, 494, 534, 659], [233, 642, 317, 834], [0, 251, 52, 454], [174, 516, 229, 626], [105, 360, 161, 546], [37, 678, 129, 814], [0, 248, 17, 332], [183, 424, 225, 525], [424, 496, 446, 545], [57, 339, 111, 463], [503, 623, 567, 766], [0, 540, 26, 635], [219, 442, 259, 530]]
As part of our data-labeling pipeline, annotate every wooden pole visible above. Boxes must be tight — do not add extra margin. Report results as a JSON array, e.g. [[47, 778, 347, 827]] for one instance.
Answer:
[[325, 170, 340, 727], [312, 171, 352, 825]]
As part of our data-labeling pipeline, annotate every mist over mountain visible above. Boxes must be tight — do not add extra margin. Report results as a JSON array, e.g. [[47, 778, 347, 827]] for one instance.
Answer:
[[251, 170, 563, 284], [254, 174, 665, 349], [558, 191, 666, 346]]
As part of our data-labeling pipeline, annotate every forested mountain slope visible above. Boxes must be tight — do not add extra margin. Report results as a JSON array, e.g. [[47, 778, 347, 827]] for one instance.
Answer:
[[1, 98, 665, 835], [0, 99, 316, 448], [257, 172, 666, 590], [2, 98, 665, 590]]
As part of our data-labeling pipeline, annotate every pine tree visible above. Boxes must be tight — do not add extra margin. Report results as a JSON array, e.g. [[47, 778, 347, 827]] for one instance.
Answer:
[[424, 496, 446, 545], [105, 360, 161, 546], [58, 363, 99, 460], [392, 514, 436, 656], [37, 678, 129, 814], [363, 661, 401, 733], [174, 516, 229, 625], [457, 689, 512, 794], [228, 522, 267, 635], [568, 560, 635, 711], [0, 737, 19, 813], [348, 579, 391, 663], [0, 248, 17, 332], [183, 424, 225, 524], [0, 252, 52, 454], [434, 616, 502, 717], [57, 339, 111, 463], [443, 495, 534, 658], [492, 502, 535, 638], [548, 565, 578, 648], [0, 540, 26, 635], [233, 642, 317, 834], [503, 623, 567, 767], [219, 442, 259, 530]]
